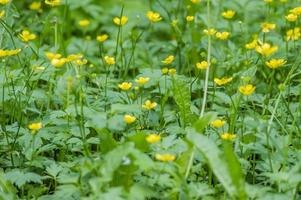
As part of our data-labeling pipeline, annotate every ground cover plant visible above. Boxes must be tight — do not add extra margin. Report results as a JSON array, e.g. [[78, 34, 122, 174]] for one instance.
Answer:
[[0, 0, 301, 199]]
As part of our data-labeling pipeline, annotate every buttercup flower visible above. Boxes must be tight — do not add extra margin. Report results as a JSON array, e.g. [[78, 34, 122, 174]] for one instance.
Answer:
[[161, 68, 169, 75], [261, 22, 276, 33], [146, 11, 162, 22], [135, 77, 150, 86], [239, 84, 256, 96], [265, 59, 286, 69], [290, 7, 301, 15], [0, 49, 21, 57], [222, 10, 235, 19], [203, 28, 217, 36], [214, 77, 233, 86], [155, 153, 176, 162], [285, 13, 297, 22], [146, 134, 161, 143], [78, 19, 90, 27], [286, 27, 300, 41], [196, 61, 208, 69], [168, 68, 176, 75], [28, 122, 42, 134], [186, 15, 194, 22], [45, 0, 60, 6], [29, 2, 42, 11], [124, 114, 136, 124], [0, 0, 10, 5], [215, 31, 230, 40], [142, 100, 157, 110], [19, 30, 36, 42], [46, 52, 62, 60], [113, 16, 128, 26], [97, 34, 108, 42], [51, 58, 66, 67], [245, 38, 258, 49], [191, 0, 200, 3], [210, 119, 226, 128], [221, 133, 236, 140], [118, 82, 132, 91], [162, 55, 175, 65], [256, 43, 278, 57], [104, 56, 115, 65]]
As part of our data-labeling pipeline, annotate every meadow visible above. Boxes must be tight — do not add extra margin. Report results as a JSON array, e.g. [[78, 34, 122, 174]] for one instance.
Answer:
[[0, 0, 301, 199]]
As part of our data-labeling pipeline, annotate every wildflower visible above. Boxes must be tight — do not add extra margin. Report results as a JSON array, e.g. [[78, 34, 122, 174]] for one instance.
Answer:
[[135, 77, 150, 86], [65, 54, 83, 62], [265, 59, 286, 69], [286, 27, 300, 41], [186, 15, 194, 22], [0, 0, 9, 5], [51, 58, 66, 67], [221, 133, 236, 140], [118, 82, 132, 91], [45, 0, 60, 6], [78, 19, 90, 27], [113, 16, 128, 26], [96, 34, 108, 42], [203, 28, 217, 36], [214, 77, 233, 86], [142, 100, 157, 110], [28, 122, 42, 134], [46, 52, 62, 60], [124, 114, 136, 124], [196, 61, 208, 69], [0, 10, 5, 19], [210, 119, 226, 128], [239, 84, 256, 96], [155, 153, 176, 162], [75, 59, 88, 65], [261, 22, 276, 33], [162, 55, 175, 65], [215, 31, 230, 40], [168, 68, 176, 75], [191, 0, 200, 3], [0, 49, 21, 57], [161, 67, 169, 75], [19, 30, 37, 42], [104, 56, 115, 65], [256, 43, 278, 57], [146, 134, 161, 143], [29, 2, 42, 11], [222, 10, 235, 19], [245, 38, 258, 49], [285, 13, 297, 22], [290, 7, 301, 15], [146, 11, 162, 22]]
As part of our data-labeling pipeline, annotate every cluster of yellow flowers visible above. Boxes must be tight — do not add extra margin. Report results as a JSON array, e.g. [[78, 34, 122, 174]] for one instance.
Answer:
[[0, 49, 21, 57], [46, 52, 87, 67], [203, 29, 230, 40]]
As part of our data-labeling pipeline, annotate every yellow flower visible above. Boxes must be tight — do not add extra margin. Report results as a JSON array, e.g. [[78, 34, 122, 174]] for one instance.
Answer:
[[124, 114, 136, 124], [142, 100, 157, 110], [75, 59, 88, 65], [28, 122, 42, 134], [265, 59, 286, 69], [135, 77, 150, 86], [203, 28, 216, 36], [0, 10, 5, 19], [239, 84, 256, 96], [261, 22, 276, 33], [146, 11, 162, 22], [46, 52, 62, 60], [104, 56, 115, 65], [196, 61, 208, 69], [245, 38, 258, 49], [51, 58, 66, 67], [78, 19, 90, 27], [186, 15, 194, 22], [96, 34, 108, 42], [155, 153, 176, 162], [168, 68, 176, 75], [222, 10, 235, 19], [191, 0, 200, 3], [29, 2, 42, 11], [285, 14, 297, 22], [19, 30, 37, 42], [256, 43, 278, 57], [146, 134, 161, 143], [214, 77, 233, 86], [45, 0, 60, 6], [215, 31, 230, 40], [286, 27, 301, 41], [0, 49, 21, 57], [161, 67, 169, 75], [210, 119, 226, 128], [221, 133, 236, 140], [162, 55, 175, 65], [118, 82, 132, 91], [65, 54, 83, 62], [290, 7, 301, 16], [0, 0, 9, 5], [113, 16, 128, 26]]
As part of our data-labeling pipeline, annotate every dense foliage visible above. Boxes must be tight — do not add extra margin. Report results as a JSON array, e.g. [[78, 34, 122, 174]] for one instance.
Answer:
[[0, 0, 301, 199]]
